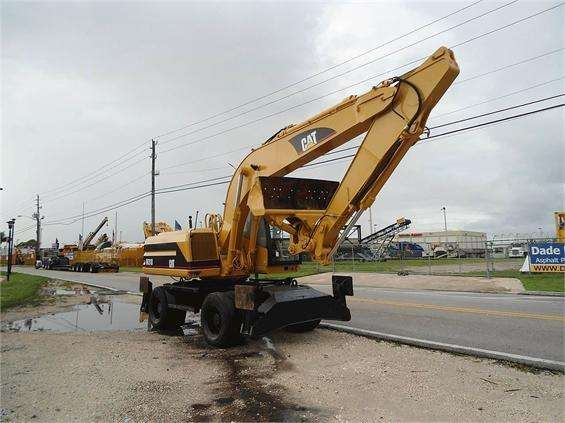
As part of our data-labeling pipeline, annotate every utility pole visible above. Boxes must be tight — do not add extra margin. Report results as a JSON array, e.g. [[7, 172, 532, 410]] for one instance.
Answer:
[[114, 211, 118, 245], [34, 195, 41, 259], [151, 139, 157, 236], [81, 201, 85, 239]]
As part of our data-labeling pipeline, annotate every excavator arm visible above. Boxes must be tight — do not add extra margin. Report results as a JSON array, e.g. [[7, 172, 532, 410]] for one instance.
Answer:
[[219, 46, 459, 271]]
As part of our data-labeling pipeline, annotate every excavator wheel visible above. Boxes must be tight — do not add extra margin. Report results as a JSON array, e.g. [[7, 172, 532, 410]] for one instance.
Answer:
[[200, 291, 243, 348], [285, 319, 321, 333], [148, 286, 186, 330]]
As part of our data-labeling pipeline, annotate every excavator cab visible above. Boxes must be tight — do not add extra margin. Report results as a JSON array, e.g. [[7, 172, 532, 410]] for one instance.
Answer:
[[264, 224, 301, 266]]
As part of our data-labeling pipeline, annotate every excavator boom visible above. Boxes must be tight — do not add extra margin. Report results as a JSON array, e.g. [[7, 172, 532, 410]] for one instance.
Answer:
[[218, 46, 458, 272]]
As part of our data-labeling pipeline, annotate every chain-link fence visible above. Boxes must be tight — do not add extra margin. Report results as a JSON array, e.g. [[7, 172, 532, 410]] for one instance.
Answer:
[[309, 236, 558, 278]]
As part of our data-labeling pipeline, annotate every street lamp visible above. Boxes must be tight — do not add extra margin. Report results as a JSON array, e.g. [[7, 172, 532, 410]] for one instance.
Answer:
[[441, 207, 447, 232], [6, 219, 15, 281]]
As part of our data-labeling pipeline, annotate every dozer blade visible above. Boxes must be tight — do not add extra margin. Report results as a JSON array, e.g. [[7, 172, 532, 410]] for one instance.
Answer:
[[248, 275, 353, 338]]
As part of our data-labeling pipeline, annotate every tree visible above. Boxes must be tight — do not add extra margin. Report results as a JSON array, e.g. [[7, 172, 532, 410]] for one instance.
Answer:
[[16, 239, 37, 248]]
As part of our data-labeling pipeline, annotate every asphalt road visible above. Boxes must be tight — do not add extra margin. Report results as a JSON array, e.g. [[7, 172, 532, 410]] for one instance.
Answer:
[[11, 266, 565, 364]]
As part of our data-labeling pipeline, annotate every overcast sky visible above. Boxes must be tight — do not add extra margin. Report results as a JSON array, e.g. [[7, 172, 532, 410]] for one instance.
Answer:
[[1, 0, 563, 246]]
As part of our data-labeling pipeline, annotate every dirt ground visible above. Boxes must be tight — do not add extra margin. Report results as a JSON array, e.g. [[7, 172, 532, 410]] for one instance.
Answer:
[[300, 272, 525, 293], [1, 324, 562, 421]]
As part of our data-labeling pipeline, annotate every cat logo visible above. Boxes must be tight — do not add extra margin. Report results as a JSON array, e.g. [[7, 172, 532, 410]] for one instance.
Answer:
[[301, 131, 318, 151], [288, 127, 336, 154]]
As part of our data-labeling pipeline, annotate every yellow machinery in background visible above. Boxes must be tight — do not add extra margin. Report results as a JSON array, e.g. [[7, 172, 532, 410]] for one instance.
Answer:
[[143, 221, 174, 239], [555, 212, 565, 243], [140, 47, 460, 346]]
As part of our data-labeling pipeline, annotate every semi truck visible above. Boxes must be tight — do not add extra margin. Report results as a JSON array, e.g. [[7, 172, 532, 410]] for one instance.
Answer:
[[140, 47, 460, 347]]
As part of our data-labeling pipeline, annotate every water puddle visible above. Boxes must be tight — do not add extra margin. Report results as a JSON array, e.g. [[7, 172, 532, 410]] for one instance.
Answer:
[[41, 286, 93, 297], [181, 316, 201, 336], [2, 296, 146, 333]]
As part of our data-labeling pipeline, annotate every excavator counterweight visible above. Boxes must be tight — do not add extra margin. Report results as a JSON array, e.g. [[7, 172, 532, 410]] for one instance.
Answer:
[[140, 47, 460, 346]]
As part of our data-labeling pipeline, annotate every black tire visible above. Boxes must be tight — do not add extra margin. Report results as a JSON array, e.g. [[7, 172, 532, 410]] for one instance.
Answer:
[[200, 291, 243, 347], [149, 286, 186, 330], [89, 264, 97, 273], [83, 263, 90, 273], [285, 319, 321, 333]]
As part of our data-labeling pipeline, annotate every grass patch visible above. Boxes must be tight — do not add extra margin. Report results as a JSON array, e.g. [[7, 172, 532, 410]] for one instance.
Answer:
[[481, 270, 564, 292], [260, 258, 522, 280], [119, 266, 143, 273], [0, 272, 50, 310]]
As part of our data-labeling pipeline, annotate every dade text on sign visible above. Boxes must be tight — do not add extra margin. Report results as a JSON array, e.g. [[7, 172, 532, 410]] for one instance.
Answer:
[[529, 243, 565, 272]]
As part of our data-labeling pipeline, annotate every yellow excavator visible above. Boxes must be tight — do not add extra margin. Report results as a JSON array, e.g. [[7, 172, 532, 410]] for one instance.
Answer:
[[141, 47, 459, 346]]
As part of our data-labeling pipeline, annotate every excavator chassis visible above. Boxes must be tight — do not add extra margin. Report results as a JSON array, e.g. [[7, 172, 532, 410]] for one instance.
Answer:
[[139, 275, 353, 345]]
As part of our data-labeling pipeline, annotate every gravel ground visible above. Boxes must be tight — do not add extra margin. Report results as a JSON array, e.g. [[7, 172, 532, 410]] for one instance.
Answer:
[[1, 326, 562, 422]]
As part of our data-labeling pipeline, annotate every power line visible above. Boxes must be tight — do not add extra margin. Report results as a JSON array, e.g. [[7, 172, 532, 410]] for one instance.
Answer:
[[46, 191, 151, 224], [18, 2, 562, 211], [40, 61, 562, 216], [429, 94, 564, 129], [422, 102, 564, 143], [42, 155, 147, 204], [32, 2, 564, 218], [90, 171, 151, 202], [430, 76, 565, 120], [44, 102, 563, 225], [159, 42, 564, 157], [160, 146, 250, 172], [16, 223, 37, 233], [157, 61, 563, 177], [156, 180, 232, 196], [159, 102, 564, 186], [29, 1, 492, 208], [153, 0, 485, 140], [158, 0, 520, 147], [160, 166, 232, 176], [39, 141, 148, 197], [452, 47, 563, 87], [22, 2, 563, 216], [17, 48, 564, 214]]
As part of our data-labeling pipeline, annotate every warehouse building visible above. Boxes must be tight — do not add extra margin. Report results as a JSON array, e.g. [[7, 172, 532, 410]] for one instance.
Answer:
[[394, 230, 487, 258]]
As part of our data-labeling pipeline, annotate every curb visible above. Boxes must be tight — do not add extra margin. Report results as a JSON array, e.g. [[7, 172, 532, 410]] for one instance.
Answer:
[[320, 323, 564, 372], [304, 282, 525, 296], [518, 291, 564, 297]]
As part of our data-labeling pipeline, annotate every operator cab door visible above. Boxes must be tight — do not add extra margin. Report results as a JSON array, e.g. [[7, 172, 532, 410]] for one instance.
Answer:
[[243, 216, 302, 267]]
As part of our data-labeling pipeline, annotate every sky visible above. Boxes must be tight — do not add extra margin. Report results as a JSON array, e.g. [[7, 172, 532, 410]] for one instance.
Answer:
[[1, 0, 563, 246]]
